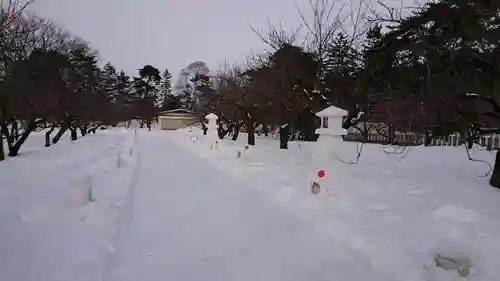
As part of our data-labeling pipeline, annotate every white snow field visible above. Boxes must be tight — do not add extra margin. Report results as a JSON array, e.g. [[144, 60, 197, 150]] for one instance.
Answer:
[[1, 127, 500, 281]]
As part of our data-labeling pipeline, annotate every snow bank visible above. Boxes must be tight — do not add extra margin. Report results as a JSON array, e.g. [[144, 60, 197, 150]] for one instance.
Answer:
[[0, 128, 140, 281], [171, 128, 500, 281]]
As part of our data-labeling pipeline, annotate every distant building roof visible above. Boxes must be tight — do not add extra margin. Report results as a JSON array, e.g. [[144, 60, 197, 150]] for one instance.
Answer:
[[159, 108, 197, 115]]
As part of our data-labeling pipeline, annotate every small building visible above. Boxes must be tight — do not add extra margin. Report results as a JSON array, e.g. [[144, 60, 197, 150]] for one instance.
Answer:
[[158, 109, 199, 130]]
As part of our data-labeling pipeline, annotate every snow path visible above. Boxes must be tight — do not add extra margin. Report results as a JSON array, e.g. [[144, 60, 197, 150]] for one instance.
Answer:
[[103, 132, 392, 281]]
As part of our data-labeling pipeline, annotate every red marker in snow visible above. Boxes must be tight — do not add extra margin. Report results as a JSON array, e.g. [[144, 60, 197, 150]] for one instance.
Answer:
[[317, 169, 326, 180], [244, 144, 250, 151]]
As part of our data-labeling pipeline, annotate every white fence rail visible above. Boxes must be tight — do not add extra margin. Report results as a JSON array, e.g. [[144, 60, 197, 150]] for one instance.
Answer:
[[343, 132, 500, 150]]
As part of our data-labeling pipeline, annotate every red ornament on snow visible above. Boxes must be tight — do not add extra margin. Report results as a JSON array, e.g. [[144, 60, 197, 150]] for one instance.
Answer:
[[317, 169, 326, 179], [244, 144, 250, 151]]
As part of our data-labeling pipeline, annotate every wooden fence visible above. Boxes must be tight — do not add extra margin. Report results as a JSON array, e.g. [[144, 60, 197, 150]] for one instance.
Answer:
[[343, 132, 500, 150]]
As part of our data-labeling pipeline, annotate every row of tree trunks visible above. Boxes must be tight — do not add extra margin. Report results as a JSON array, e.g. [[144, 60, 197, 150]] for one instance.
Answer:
[[1, 119, 98, 159], [232, 124, 241, 141], [46, 122, 103, 148], [45, 125, 57, 147], [79, 125, 88, 137], [2, 120, 38, 157], [87, 123, 103, 134], [52, 123, 70, 144], [218, 122, 233, 139], [491, 152, 500, 188], [10, 122, 19, 141], [200, 119, 208, 135], [262, 124, 269, 136], [137, 119, 153, 131], [0, 130, 4, 161], [69, 127, 78, 141]]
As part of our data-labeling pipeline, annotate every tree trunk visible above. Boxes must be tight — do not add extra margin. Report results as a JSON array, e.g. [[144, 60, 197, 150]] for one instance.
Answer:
[[362, 126, 369, 142], [53, 124, 69, 144], [70, 127, 78, 141], [79, 125, 87, 136], [279, 124, 289, 149], [247, 122, 255, 145], [304, 120, 317, 141], [490, 151, 500, 189], [0, 130, 4, 161], [388, 125, 395, 144], [11, 122, 19, 141], [467, 129, 475, 149], [200, 121, 208, 135], [263, 124, 269, 137], [217, 123, 225, 139], [7, 121, 37, 157], [147, 121, 152, 131], [45, 125, 56, 147], [424, 129, 432, 146], [232, 125, 240, 141]]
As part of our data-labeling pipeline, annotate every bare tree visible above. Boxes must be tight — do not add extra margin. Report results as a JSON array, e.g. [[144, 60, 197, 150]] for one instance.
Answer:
[[294, 0, 346, 70], [0, 0, 36, 160], [343, 0, 370, 46], [0, 0, 35, 30], [365, 0, 423, 26], [250, 19, 302, 51]]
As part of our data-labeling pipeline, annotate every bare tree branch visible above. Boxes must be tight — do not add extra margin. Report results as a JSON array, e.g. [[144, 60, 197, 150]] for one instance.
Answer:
[[294, 0, 346, 67], [381, 144, 411, 162], [0, 0, 36, 29], [250, 18, 302, 51], [464, 145, 493, 178], [331, 142, 364, 164]]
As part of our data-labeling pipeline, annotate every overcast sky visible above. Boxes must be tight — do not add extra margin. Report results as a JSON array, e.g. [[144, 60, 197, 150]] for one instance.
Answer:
[[29, 0, 421, 79], [29, 0, 309, 78]]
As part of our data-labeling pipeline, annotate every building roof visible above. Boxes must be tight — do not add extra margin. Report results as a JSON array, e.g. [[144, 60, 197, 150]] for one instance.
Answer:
[[316, 105, 348, 117], [159, 108, 196, 115]]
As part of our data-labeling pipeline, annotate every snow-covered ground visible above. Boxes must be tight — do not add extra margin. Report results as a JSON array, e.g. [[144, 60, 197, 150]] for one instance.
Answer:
[[0, 128, 139, 281], [172, 128, 500, 281], [1, 127, 500, 281]]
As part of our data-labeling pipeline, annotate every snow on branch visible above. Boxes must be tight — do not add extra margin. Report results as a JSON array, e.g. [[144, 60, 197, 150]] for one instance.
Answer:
[[465, 92, 479, 97]]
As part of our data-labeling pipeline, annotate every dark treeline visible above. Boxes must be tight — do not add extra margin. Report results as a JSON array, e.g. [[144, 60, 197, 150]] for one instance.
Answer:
[[2, 0, 500, 188], [0, 1, 172, 160], [182, 0, 500, 188]]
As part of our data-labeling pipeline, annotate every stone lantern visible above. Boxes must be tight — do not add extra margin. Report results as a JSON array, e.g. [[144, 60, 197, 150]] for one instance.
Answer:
[[310, 105, 358, 193], [205, 113, 219, 150], [315, 105, 348, 140]]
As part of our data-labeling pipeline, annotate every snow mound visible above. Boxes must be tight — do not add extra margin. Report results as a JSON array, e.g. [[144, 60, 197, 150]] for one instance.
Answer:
[[433, 204, 480, 223]]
